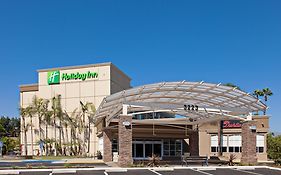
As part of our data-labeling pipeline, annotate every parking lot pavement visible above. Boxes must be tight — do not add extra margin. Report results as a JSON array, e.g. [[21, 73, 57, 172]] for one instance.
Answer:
[[1, 167, 280, 175], [76, 170, 105, 175], [201, 168, 251, 175], [245, 168, 281, 175], [107, 169, 157, 175], [20, 172, 51, 175], [157, 169, 207, 175]]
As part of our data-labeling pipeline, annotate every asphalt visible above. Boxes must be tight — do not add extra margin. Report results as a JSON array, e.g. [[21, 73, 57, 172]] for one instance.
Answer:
[[0, 161, 107, 169], [0, 167, 280, 175]]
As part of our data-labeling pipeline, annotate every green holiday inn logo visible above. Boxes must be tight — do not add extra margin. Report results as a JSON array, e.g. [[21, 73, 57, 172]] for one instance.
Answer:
[[47, 70, 98, 85], [48, 70, 60, 85]]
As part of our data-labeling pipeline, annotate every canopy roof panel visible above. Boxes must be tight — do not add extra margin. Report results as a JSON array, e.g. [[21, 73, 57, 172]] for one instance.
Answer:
[[95, 81, 266, 125]]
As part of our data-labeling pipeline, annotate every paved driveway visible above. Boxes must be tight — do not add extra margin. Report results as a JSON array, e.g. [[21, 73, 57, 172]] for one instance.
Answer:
[[1, 167, 280, 175]]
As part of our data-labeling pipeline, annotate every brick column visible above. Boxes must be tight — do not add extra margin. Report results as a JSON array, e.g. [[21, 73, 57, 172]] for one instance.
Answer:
[[241, 121, 257, 164], [189, 131, 199, 156], [103, 129, 112, 162], [118, 115, 133, 167]]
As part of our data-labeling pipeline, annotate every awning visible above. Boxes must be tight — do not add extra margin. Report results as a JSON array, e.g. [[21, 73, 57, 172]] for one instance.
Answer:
[[95, 81, 266, 126]]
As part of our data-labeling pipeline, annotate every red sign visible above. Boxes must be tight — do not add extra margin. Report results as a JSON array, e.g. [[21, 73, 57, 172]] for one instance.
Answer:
[[221, 120, 242, 129]]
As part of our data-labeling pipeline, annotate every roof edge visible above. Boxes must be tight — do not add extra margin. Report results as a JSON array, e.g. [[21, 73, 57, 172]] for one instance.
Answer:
[[111, 63, 132, 80], [37, 62, 113, 72], [19, 83, 38, 92]]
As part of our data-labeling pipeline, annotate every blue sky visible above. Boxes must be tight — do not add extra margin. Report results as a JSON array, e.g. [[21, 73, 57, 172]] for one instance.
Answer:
[[0, 0, 280, 131]]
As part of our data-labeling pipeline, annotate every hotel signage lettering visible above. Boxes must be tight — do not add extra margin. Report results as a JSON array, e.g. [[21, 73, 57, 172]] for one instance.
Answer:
[[221, 120, 242, 129], [48, 70, 98, 85]]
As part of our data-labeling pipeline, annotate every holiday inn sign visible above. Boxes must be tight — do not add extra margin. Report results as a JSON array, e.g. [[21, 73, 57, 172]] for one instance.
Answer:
[[47, 70, 98, 85]]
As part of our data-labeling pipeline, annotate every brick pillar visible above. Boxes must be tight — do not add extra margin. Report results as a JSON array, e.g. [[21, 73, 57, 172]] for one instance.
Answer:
[[189, 131, 199, 156], [103, 129, 112, 162], [241, 121, 257, 164], [118, 115, 133, 167]]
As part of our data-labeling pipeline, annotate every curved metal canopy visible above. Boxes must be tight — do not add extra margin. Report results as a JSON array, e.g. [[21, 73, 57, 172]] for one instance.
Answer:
[[95, 81, 267, 125]]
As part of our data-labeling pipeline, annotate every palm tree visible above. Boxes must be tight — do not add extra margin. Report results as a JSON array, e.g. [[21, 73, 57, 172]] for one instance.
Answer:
[[42, 100, 52, 156], [87, 104, 96, 154], [19, 107, 29, 156], [51, 96, 59, 156], [56, 95, 63, 155], [253, 90, 263, 99], [64, 109, 78, 156], [31, 96, 45, 142], [253, 90, 264, 115], [262, 88, 273, 115], [26, 106, 34, 156], [80, 101, 96, 156], [80, 101, 88, 156], [263, 88, 273, 104]]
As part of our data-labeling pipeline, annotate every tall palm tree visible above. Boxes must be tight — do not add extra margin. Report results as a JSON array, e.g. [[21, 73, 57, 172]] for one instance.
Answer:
[[64, 109, 78, 156], [80, 101, 88, 156], [26, 106, 34, 156], [51, 96, 58, 156], [56, 95, 63, 155], [31, 96, 45, 141], [51, 95, 64, 155], [87, 103, 96, 154], [263, 88, 273, 115], [42, 100, 52, 156], [253, 90, 264, 115], [20, 107, 29, 156], [253, 90, 263, 99], [79, 102, 97, 155], [263, 88, 273, 104]]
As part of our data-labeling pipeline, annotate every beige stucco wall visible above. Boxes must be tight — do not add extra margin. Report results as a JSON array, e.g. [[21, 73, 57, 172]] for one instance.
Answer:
[[20, 63, 131, 156], [198, 117, 269, 162]]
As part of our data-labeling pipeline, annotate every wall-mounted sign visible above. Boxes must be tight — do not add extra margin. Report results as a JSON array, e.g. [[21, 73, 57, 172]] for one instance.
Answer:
[[48, 70, 60, 85], [221, 120, 242, 129], [122, 121, 131, 126], [48, 70, 98, 85]]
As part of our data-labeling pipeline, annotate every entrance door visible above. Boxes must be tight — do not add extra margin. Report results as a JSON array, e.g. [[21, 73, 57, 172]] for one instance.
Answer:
[[135, 144, 144, 158], [154, 144, 162, 157], [145, 144, 153, 158], [133, 141, 163, 159]]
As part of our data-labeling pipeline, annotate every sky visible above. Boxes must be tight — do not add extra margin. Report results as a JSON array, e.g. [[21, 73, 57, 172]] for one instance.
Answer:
[[0, 0, 280, 131]]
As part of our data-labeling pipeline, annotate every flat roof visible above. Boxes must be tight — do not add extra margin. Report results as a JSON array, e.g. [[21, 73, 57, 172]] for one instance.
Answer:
[[19, 83, 38, 92], [37, 62, 131, 80]]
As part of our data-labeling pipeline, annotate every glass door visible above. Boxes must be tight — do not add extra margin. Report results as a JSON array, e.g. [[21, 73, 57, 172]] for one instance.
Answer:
[[133, 140, 163, 159], [154, 143, 162, 157], [145, 144, 153, 158]]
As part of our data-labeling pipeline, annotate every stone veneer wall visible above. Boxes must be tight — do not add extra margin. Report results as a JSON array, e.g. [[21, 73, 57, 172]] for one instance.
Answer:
[[103, 129, 112, 162], [241, 121, 257, 164], [118, 115, 133, 167], [189, 130, 199, 156]]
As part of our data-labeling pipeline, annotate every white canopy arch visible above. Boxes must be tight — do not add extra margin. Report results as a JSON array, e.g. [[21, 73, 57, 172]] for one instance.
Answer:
[[94, 81, 266, 126]]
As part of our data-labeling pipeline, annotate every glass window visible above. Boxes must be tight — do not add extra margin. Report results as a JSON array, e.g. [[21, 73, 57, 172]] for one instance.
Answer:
[[222, 136, 228, 147], [135, 144, 144, 157], [256, 135, 264, 147], [112, 139, 118, 152], [229, 135, 242, 147], [222, 147, 227, 152], [211, 135, 218, 147], [256, 147, 264, 153], [163, 139, 182, 156], [132, 144, 135, 157], [256, 135, 264, 153], [234, 147, 240, 153], [211, 147, 217, 152]]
